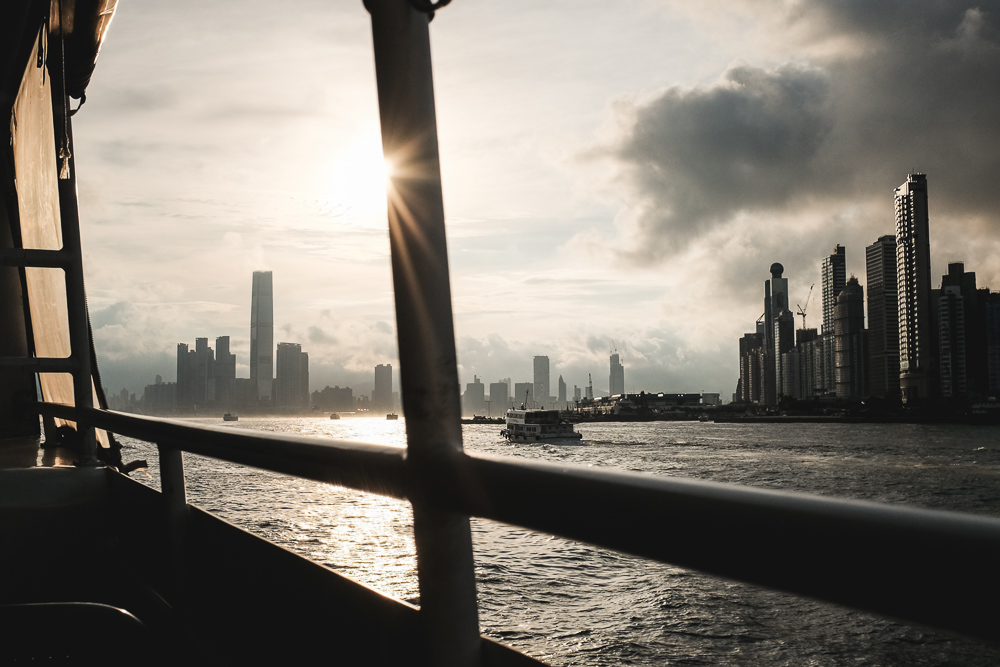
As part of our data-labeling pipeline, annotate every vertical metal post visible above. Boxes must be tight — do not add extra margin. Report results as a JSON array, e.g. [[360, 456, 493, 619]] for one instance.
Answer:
[[366, 1, 481, 664], [158, 444, 188, 592], [54, 90, 98, 464]]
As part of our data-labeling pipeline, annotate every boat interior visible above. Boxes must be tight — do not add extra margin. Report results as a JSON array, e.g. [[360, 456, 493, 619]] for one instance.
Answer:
[[2, 1, 1000, 665]]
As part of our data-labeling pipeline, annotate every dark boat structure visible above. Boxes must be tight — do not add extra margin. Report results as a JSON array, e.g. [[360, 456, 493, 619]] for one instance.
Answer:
[[2, 2, 1000, 665]]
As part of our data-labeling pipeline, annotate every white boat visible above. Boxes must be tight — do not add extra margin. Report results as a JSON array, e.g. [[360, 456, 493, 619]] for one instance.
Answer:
[[501, 410, 582, 442]]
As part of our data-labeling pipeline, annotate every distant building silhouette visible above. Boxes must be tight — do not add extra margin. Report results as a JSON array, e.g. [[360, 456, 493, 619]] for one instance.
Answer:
[[276, 342, 309, 409], [738, 332, 765, 403], [533, 356, 550, 408], [821, 245, 846, 395], [987, 293, 1000, 396], [609, 352, 625, 396], [895, 174, 934, 402], [866, 236, 900, 399], [214, 335, 237, 407], [489, 381, 509, 414], [250, 271, 274, 403], [937, 263, 990, 399], [463, 375, 485, 416], [557, 375, 567, 409], [373, 364, 393, 413], [835, 278, 867, 399]]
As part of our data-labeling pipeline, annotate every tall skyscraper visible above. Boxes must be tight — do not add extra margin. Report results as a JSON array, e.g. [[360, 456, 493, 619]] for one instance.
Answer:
[[821, 245, 846, 395], [373, 364, 393, 413], [557, 375, 567, 409], [533, 356, 550, 408], [250, 271, 274, 402], [609, 353, 625, 396], [276, 342, 309, 409], [834, 277, 867, 399], [895, 174, 933, 402], [768, 263, 793, 402], [866, 236, 900, 399]]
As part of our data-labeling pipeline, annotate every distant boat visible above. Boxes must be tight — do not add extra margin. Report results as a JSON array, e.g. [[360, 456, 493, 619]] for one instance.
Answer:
[[223, 413, 238, 422], [386, 413, 399, 420], [501, 409, 582, 442], [330, 413, 340, 420]]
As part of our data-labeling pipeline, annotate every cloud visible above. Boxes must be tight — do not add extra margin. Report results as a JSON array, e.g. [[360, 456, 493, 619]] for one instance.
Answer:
[[599, 1, 1000, 263]]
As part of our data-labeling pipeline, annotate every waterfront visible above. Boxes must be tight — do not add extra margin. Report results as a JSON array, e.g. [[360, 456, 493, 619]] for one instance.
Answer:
[[123, 419, 1000, 665]]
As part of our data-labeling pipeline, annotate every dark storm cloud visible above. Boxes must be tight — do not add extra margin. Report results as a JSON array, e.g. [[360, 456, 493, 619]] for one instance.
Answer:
[[612, 63, 833, 251], [608, 1, 1000, 259]]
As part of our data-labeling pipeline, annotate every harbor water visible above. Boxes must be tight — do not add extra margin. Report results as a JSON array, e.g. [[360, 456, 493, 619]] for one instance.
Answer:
[[123, 419, 1000, 665]]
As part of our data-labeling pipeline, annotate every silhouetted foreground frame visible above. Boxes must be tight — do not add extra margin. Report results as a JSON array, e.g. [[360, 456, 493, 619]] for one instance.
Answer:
[[36, 401, 1000, 646]]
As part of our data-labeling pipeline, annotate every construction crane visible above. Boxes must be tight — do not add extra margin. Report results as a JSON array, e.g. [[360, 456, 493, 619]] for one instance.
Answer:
[[796, 284, 815, 330]]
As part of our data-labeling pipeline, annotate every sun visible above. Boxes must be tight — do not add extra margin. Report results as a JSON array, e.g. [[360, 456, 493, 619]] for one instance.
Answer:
[[320, 135, 391, 221]]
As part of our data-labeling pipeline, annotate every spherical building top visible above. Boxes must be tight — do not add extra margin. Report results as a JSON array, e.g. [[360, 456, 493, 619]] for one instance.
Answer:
[[770, 262, 784, 278]]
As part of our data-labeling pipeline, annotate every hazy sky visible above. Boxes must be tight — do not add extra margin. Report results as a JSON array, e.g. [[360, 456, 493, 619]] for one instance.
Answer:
[[74, 0, 1000, 399]]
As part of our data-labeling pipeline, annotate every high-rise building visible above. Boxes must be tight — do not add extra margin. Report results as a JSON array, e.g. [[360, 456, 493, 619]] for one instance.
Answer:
[[738, 332, 764, 403], [767, 263, 794, 402], [488, 381, 509, 413], [609, 353, 625, 396], [463, 375, 485, 416], [895, 174, 933, 402], [176, 343, 194, 408], [557, 375, 567, 409], [938, 263, 990, 399], [821, 245, 846, 395], [373, 364, 393, 413], [866, 236, 900, 399], [250, 270, 274, 402], [987, 293, 1000, 396], [276, 342, 309, 409], [533, 356, 550, 408], [835, 278, 867, 399], [214, 335, 237, 407]]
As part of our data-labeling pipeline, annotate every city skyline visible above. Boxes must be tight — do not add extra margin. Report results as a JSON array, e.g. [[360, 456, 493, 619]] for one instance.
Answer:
[[75, 3, 1000, 399]]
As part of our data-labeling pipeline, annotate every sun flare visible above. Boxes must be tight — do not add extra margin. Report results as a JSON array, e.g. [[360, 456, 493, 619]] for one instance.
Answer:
[[320, 136, 391, 221]]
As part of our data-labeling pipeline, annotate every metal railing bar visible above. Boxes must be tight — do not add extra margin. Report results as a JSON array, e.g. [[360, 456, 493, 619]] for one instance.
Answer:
[[33, 401, 1000, 642], [0, 356, 78, 372], [0, 248, 72, 267], [35, 404, 410, 499], [448, 455, 1000, 643]]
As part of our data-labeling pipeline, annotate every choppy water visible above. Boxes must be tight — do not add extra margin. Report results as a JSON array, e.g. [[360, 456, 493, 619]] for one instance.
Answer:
[[121, 418, 1000, 665]]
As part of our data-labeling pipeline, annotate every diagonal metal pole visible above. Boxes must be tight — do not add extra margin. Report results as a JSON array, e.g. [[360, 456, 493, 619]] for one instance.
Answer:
[[365, 1, 482, 665]]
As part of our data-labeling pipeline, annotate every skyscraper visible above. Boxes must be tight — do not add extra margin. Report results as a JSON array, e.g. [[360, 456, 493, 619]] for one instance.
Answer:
[[488, 381, 509, 413], [866, 236, 900, 399], [250, 271, 274, 402], [821, 245, 846, 395], [533, 356, 550, 408], [768, 263, 793, 402], [609, 353, 625, 396], [276, 342, 309, 409], [895, 174, 933, 402], [373, 364, 393, 413], [834, 277, 867, 399]]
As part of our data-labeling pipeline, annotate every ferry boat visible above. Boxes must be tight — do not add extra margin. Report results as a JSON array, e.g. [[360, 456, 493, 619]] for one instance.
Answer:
[[223, 413, 239, 422], [2, 1, 999, 665], [501, 409, 582, 442]]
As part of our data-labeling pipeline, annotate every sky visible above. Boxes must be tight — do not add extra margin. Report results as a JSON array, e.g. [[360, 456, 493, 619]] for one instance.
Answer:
[[74, 0, 1000, 400]]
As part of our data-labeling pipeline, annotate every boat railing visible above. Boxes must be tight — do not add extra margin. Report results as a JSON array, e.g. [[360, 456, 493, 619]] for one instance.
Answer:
[[33, 399, 1000, 652]]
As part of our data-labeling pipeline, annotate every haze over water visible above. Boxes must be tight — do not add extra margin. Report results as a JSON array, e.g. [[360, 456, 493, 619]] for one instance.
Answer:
[[123, 418, 1000, 665]]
